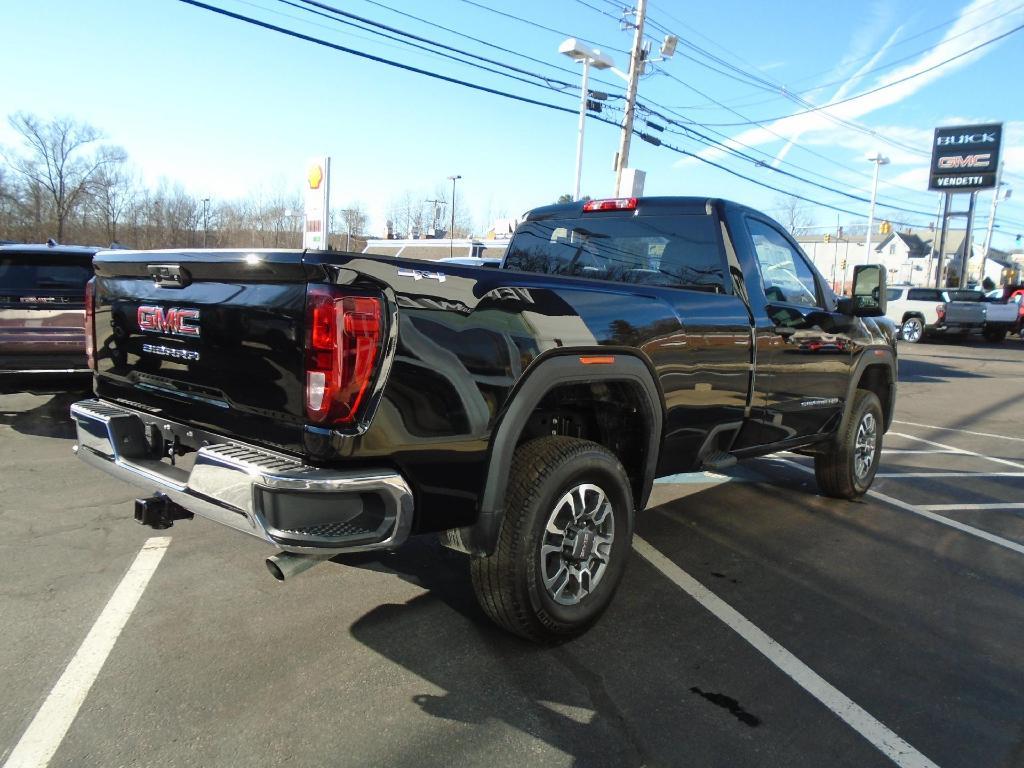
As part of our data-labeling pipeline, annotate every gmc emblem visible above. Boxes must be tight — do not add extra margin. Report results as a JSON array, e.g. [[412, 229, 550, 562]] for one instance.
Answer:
[[137, 305, 201, 337], [936, 153, 991, 169]]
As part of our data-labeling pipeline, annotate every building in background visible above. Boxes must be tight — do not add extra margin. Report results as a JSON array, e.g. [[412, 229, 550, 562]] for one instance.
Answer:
[[797, 228, 1020, 291]]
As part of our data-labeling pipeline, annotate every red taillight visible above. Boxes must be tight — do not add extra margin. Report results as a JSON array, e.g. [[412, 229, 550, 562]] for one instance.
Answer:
[[84, 277, 96, 370], [936, 303, 945, 319], [582, 197, 638, 212], [305, 286, 383, 426]]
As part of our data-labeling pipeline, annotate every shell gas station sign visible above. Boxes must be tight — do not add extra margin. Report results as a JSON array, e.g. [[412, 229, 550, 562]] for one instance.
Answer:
[[303, 157, 331, 250]]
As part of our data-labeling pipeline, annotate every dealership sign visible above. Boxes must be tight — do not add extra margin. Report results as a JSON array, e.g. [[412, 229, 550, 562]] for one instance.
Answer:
[[303, 157, 331, 250], [928, 123, 1002, 191]]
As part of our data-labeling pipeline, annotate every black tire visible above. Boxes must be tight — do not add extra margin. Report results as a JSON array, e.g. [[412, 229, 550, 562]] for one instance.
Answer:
[[814, 390, 884, 500], [470, 436, 634, 642], [983, 327, 1007, 343], [900, 316, 924, 343]]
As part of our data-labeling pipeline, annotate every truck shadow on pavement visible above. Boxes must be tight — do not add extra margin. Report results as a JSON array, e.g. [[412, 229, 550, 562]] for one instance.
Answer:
[[340, 537, 654, 767], [898, 357, 992, 383], [0, 389, 85, 439]]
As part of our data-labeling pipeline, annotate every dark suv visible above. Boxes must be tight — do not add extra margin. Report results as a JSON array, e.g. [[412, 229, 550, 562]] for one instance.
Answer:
[[0, 243, 99, 378]]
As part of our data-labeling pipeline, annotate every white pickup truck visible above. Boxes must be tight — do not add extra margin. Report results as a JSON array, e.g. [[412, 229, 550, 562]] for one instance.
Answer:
[[885, 286, 987, 343], [981, 289, 1023, 342]]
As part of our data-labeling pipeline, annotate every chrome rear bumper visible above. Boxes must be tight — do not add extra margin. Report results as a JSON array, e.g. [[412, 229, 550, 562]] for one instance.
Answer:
[[70, 399, 413, 554]]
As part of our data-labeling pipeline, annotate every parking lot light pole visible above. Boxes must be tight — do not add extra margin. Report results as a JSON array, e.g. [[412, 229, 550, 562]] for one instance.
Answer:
[[559, 39, 614, 201], [864, 153, 889, 264], [447, 175, 461, 258]]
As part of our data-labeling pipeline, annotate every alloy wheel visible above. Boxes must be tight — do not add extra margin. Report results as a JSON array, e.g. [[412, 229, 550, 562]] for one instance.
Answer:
[[539, 483, 615, 606], [854, 412, 878, 480]]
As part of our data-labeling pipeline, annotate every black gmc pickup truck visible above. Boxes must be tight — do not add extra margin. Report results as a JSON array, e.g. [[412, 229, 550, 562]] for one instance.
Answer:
[[71, 196, 896, 641]]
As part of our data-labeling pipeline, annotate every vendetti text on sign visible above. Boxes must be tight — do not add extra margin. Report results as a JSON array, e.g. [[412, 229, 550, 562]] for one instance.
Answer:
[[928, 123, 1002, 192]]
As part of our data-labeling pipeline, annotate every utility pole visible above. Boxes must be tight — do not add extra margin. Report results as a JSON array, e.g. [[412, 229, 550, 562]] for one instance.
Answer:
[[614, 0, 647, 196], [979, 161, 1006, 285]]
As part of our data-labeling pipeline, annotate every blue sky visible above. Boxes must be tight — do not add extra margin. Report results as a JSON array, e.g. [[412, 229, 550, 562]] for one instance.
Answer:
[[2, 0, 1023, 248]]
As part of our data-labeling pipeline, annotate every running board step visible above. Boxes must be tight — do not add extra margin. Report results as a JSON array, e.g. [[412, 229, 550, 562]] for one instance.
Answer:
[[701, 451, 737, 471]]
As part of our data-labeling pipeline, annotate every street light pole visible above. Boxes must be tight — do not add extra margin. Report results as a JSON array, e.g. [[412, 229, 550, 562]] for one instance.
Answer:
[[447, 175, 461, 258], [573, 58, 591, 201], [864, 153, 889, 264], [559, 39, 614, 201]]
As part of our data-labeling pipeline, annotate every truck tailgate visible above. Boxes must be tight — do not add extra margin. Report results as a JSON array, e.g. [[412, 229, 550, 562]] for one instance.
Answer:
[[943, 301, 985, 325], [92, 250, 316, 454]]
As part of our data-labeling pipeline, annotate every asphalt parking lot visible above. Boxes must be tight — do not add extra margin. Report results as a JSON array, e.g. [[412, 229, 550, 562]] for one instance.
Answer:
[[1, 339, 1023, 768]]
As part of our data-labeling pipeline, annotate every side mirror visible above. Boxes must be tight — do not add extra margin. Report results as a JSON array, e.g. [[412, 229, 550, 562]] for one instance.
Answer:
[[848, 264, 887, 317]]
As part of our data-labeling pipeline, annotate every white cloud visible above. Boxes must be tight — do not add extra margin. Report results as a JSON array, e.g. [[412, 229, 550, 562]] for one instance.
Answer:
[[679, 0, 1023, 188]]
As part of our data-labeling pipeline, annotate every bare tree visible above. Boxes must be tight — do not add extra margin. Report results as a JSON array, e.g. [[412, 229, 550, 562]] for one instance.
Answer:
[[774, 194, 814, 236], [4, 113, 125, 240], [91, 162, 135, 244]]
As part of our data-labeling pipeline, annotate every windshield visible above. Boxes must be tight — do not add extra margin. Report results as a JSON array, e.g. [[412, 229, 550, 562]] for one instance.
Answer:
[[0, 252, 93, 293], [503, 214, 727, 293]]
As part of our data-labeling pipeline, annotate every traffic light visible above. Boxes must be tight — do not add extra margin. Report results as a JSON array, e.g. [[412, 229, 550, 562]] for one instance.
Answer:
[[824, 233, 831, 243], [879, 221, 892, 235], [840, 260, 847, 270]]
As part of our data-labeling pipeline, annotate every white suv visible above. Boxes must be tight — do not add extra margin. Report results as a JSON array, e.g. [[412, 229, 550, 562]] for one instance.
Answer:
[[885, 286, 986, 343]]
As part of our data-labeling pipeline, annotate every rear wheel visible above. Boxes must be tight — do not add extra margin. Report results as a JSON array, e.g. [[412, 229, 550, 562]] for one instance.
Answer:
[[470, 436, 634, 642], [814, 390, 883, 500], [983, 327, 1007, 343], [900, 316, 924, 343]]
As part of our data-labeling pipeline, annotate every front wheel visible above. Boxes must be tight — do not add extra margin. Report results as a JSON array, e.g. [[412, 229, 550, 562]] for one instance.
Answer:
[[900, 316, 924, 343], [470, 436, 634, 642], [814, 390, 884, 500]]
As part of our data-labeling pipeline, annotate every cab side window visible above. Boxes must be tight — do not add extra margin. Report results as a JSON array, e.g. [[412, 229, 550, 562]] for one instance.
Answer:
[[908, 289, 941, 302], [746, 219, 820, 308]]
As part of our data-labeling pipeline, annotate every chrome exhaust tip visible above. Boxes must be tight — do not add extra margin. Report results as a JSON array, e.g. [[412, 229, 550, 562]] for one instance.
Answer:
[[265, 552, 331, 581]]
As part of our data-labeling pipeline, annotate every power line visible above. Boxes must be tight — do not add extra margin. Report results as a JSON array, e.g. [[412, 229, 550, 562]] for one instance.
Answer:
[[176, 0, 937, 230], [453, 0, 631, 54], [176, 0, 587, 115], [634, 101, 938, 219], [726, 2, 1024, 108], [351, 0, 625, 91], [284, 0, 585, 94], [652, 0, 1011, 109], [697, 22, 1024, 126]]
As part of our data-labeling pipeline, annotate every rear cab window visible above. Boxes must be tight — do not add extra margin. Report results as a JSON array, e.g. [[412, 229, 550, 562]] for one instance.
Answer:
[[502, 213, 727, 293], [907, 289, 942, 302], [0, 251, 93, 303]]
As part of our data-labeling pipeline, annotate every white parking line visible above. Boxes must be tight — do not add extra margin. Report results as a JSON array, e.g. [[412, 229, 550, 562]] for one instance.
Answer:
[[633, 537, 941, 768], [887, 433, 1024, 471], [881, 449, 960, 455], [3, 537, 171, 768], [919, 503, 1024, 512], [766, 459, 1024, 557], [893, 420, 1024, 443], [876, 471, 1024, 478]]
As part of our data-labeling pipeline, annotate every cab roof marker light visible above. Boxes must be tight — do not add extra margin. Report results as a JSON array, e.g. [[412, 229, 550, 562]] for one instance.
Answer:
[[582, 198, 638, 212]]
